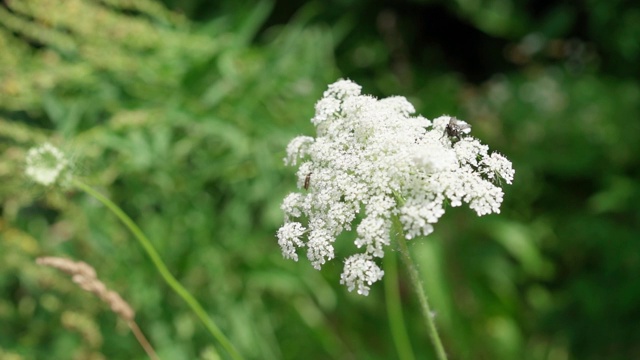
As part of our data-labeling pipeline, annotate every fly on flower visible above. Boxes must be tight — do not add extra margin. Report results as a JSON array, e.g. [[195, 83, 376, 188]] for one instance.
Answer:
[[303, 172, 312, 190], [444, 117, 472, 143]]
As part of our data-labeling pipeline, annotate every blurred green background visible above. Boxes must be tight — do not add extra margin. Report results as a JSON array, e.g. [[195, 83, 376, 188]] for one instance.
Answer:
[[1, 0, 639, 359]]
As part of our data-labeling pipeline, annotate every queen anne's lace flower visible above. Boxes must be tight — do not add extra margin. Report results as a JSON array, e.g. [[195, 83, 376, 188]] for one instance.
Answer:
[[25, 143, 70, 186], [277, 79, 514, 295]]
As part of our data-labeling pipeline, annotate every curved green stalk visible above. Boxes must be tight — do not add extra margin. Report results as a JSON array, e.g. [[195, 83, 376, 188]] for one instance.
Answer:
[[391, 215, 448, 360], [383, 243, 416, 360], [73, 179, 243, 360]]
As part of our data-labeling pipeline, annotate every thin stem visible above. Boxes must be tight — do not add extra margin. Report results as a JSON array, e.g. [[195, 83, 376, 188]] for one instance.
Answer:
[[128, 320, 159, 360], [73, 179, 243, 360], [383, 247, 416, 360], [392, 216, 448, 360]]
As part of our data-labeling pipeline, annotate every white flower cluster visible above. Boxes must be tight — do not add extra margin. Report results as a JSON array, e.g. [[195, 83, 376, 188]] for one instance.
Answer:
[[25, 143, 70, 186], [277, 79, 514, 295]]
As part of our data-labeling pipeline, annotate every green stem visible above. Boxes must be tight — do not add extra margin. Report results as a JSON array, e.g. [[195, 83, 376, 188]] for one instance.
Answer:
[[383, 246, 416, 360], [391, 216, 448, 360], [73, 179, 243, 360]]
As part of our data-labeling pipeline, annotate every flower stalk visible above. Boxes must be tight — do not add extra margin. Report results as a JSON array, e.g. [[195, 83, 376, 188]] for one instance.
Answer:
[[383, 246, 416, 360], [392, 216, 448, 360], [72, 179, 243, 360]]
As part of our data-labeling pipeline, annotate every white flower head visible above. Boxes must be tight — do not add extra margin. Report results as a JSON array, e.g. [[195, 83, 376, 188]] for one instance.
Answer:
[[25, 143, 71, 186], [277, 79, 514, 295]]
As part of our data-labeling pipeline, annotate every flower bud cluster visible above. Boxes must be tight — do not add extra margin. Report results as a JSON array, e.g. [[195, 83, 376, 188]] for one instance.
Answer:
[[25, 143, 70, 186]]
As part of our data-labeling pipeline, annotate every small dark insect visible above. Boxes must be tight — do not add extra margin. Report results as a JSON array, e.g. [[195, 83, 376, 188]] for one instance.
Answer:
[[444, 117, 472, 143], [304, 172, 312, 190]]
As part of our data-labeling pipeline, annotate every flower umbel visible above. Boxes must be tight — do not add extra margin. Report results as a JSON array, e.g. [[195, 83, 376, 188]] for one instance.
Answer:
[[25, 143, 70, 186], [277, 79, 514, 295]]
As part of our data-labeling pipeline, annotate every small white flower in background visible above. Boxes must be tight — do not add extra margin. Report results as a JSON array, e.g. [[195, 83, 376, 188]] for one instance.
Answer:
[[25, 143, 70, 186], [277, 79, 514, 295]]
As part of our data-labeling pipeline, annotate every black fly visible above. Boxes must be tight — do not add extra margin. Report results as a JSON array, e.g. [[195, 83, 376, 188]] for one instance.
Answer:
[[444, 117, 472, 143]]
